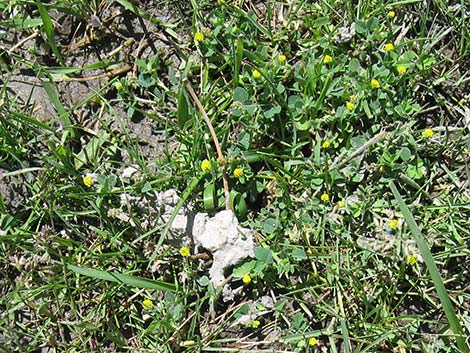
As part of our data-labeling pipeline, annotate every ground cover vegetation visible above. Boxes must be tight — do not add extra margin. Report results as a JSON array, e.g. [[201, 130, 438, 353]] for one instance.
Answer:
[[0, 0, 469, 352]]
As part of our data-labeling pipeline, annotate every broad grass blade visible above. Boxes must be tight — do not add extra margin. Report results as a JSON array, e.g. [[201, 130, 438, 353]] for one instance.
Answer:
[[36, 1, 64, 65], [390, 181, 468, 353], [68, 264, 176, 291]]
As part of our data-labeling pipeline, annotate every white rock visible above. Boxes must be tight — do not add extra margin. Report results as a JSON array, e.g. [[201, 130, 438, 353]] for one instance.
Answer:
[[121, 165, 139, 178], [193, 209, 254, 286], [149, 189, 255, 287]]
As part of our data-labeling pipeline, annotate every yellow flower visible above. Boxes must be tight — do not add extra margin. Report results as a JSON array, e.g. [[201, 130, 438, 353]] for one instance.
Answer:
[[217, 0, 225, 4], [179, 246, 190, 257], [278, 54, 287, 63], [397, 65, 407, 75], [338, 200, 346, 208], [308, 337, 318, 346], [242, 273, 251, 285], [320, 193, 330, 202], [252, 69, 262, 79], [346, 101, 355, 111], [201, 159, 211, 172], [384, 43, 395, 52], [389, 219, 399, 230], [83, 174, 93, 187], [114, 81, 123, 90], [322, 140, 330, 149], [194, 32, 204, 42], [406, 254, 417, 266], [251, 320, 261, 328], [422, 128, 434, 139], [370, 78, 380, 89], [323, 54, 333, 64], [388, 10, 395, 18], [92, 96, 103, 105], [349, 94, 357, 102], [142, 299, 154, 309], [233, 167, 244, 178]]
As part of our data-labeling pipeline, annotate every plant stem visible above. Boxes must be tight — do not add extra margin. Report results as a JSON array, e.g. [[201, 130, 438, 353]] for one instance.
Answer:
[[185, 80, 231, 210]]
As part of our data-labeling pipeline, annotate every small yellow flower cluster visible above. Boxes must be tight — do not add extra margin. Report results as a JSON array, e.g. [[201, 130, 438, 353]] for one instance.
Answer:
[[278, 54, 287, 63], [308, 337, 318, 346], [194, 32, 204, 42], [397, 65, 407, 75], [321, 140, 330, 149], [384, 42, 395, 52], [233, 167, 244, 178], [320, 193, 329, 202], [201, 159, 211, 172], [242, 273, 251, 285], [142, 299, 154, 309], [338, 200, 346, 208], [422, 128, 434, 139], [389, 219, 399, 230], [346, 101, 355, 111], [251, 320, 261, 329], [346, 94, 356, 111], [252, 69, 262, 79], [323, 55, 333, 64], [388, 10, 395, 18], [179, 246, 190, 257], [83, 174, 93, 187], [406, 254, 417, 266], [370, 78, 380, 89]]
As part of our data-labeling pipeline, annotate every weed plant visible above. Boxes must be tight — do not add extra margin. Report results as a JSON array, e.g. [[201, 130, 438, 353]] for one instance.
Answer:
[[0, 0, 469, 352]]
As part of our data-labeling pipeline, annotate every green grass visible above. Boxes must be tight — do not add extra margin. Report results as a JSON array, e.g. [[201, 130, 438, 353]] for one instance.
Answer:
[[1, 0, 469, 352]]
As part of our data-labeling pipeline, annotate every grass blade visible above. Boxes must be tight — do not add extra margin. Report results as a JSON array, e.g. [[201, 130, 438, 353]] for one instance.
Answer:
[[36, 1, 64, 65], [390, 181, 468, 353], [232, 37, 243, 88], [67, 264, 176, 291], [147, 174, 204, 267]]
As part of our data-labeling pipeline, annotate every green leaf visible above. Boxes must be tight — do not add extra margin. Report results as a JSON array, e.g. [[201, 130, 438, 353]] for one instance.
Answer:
[[390, 181, 468, 353], [406, 160, 424, 179], [233, 37, 243, 87], [362, 100, 373, 120], [291, 248, 307, 261], [67, 264, 176, 291], [254, 246, 273, 264], [233, 87, 249, 103], [262, 217, 278, 235], [232, 260, 256, 277], [203, 183, 217, 211], [348, 59, 361, 73], [399, 147, 412, 162], [74, 134, 107, 169], [3, 18, 43, 28], [287, 95, 303, 113], [313, 16, 329, 28], [229, 190, 247, 218], [177, 87, 191, 128], [36, 1, 64, 65], [293, 116, 310, 131], [276, 83, 285, 94], [355, 21, 367, 34], [263, 105, 281, 119], [141, 181, 152, 193]]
